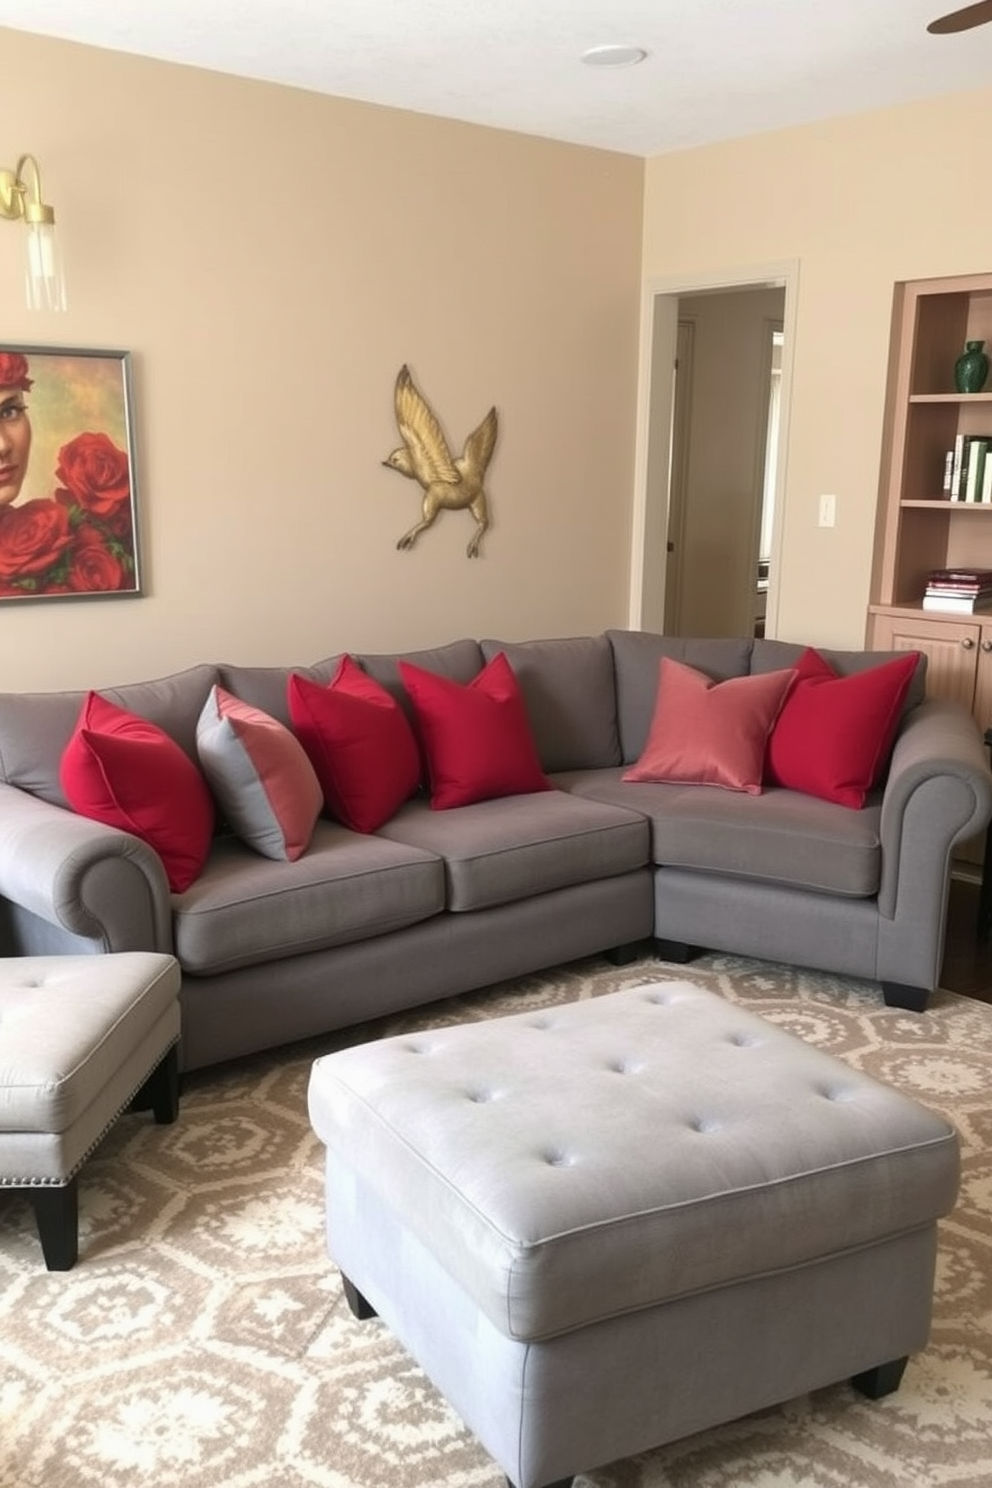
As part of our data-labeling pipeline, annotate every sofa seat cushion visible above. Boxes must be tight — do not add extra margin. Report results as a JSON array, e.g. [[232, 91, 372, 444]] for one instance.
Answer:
[[559, 768, 881, 898], [172, 822, 445, 976], [376, 791, 649, 912]]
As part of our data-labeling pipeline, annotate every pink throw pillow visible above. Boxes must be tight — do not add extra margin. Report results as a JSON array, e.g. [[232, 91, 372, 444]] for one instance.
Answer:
[[288, 656, 421, 833], [765, 647, 920, 808], [622, 657, 796, 795], [60, 692, 215, 892], [196, 685, 323, 860], [399, 651, 553, 809]]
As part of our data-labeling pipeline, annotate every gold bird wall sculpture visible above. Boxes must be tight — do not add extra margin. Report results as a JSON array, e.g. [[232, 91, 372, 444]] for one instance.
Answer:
[[383, 365, 498, 558]]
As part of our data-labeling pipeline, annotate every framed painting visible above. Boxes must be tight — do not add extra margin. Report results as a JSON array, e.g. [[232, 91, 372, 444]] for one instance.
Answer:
[[0, 344, 141, 601]]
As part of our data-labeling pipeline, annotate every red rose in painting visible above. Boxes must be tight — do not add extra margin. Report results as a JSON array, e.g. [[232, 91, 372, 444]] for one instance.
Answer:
[[55, 431, 130, 518], [66, 526, 130, 593], [0, 499, 73, 578], [0, 352, 32, 391]]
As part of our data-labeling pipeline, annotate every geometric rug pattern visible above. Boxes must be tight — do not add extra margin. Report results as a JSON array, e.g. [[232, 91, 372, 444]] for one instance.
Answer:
[[2, 950, 991, 1487]]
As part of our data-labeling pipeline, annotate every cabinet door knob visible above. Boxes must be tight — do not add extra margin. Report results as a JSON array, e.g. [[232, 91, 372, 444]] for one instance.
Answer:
[[962, 637, 976, 649], [982, 641, 992, 652]]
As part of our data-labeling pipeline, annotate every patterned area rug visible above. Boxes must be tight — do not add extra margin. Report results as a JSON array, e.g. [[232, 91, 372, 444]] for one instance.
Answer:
[[2, 952, 991, 1488]]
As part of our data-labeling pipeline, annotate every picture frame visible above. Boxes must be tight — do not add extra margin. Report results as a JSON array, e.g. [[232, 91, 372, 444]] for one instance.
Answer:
[[0, 344, 141, 602]]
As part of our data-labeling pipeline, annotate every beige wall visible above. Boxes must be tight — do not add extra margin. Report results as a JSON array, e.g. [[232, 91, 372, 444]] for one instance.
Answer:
[[0, 28, 644, 690], [5, 29, 992, 687], [643, 85, 992, 650]]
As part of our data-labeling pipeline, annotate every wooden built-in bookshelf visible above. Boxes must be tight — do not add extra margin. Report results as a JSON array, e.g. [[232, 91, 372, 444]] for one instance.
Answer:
[[867, 272, 992, 865]]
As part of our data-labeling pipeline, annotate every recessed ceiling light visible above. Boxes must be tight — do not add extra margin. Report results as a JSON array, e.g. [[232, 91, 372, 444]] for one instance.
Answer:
[[581, 44, 649, 68]]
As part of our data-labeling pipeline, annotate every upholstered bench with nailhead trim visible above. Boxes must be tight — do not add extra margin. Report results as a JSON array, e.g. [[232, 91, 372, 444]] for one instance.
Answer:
[[0, 952, 181, 1270], [308, 980, 960, 1488]]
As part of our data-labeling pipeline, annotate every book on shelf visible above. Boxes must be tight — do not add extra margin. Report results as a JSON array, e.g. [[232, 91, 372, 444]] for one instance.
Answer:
[[926, 567, 992, 586], [965, 439, 989, 503], [922, 592, 992, 613], [923, 566, 992, 612], [949, 433, 992, 500]]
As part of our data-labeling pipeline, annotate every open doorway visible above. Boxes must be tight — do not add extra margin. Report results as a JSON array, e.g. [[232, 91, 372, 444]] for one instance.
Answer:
[[628, 262, 799, 639]]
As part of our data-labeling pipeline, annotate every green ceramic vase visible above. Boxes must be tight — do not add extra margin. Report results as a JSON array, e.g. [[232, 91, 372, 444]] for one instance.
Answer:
[[954, 340, 990, 394]]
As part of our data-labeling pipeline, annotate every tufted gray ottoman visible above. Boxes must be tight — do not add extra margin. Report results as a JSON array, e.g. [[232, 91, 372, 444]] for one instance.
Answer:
[[308, 981, 960, 1488], [0, 952, 181, 1270]]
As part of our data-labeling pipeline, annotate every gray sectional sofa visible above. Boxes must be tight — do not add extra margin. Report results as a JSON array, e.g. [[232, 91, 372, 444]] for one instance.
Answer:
[[0, 630, 989, 1071]]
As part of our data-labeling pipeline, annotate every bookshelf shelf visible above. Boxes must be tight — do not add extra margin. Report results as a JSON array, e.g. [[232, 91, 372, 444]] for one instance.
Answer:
[[908, 392, 992, 405], [900, 499, 992, 509]]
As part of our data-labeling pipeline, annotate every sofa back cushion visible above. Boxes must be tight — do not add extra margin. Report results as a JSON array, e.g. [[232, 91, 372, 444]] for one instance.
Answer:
[[218, 656, 343, 729], [480, 635, 621, 772], [0, 663, 219, 808], [749, 639, 928, 712], [607, 631, 753, 764], [354, 639, 484, 722]]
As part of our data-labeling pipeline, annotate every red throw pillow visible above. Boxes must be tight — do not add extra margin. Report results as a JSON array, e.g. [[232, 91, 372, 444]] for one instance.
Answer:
[[765, 647, 920, 807], [399, 651, 553, 809], [622, 657, 796, 795], [287, 657, 421, 833], [60, 692, 215, 893]]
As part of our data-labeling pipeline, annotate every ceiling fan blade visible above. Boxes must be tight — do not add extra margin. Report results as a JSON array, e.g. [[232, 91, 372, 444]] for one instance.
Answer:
[[928, 0, 992, 32]]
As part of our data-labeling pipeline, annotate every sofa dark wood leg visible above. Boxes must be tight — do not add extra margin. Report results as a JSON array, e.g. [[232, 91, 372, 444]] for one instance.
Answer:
[[505, 1478, 574, 1488], [605, 940, 649, 966], [30, 1179, 79, 1271], [851, 1356, 908, 1399], [654, 938, 701, 964], [881, 982, 930, 1013], [341, 1274, 377, 1320], [130, 1045, 180, 1124]]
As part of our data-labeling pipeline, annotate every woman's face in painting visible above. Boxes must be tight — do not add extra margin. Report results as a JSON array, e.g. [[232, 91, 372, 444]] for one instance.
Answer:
[[0, 386, 32, 508]]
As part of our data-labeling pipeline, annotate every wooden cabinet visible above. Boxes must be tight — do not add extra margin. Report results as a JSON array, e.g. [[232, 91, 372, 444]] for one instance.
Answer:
[[867, 271, 992, 719], [867, 610, 992, 712]]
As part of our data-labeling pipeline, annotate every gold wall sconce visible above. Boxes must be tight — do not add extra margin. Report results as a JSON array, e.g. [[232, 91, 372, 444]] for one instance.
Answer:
[[0, 154, 67, 312]]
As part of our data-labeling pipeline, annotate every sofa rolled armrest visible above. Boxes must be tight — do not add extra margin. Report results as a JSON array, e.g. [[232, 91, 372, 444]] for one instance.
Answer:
[[0, 782, 174, 954], [874, 700, 992, 991]]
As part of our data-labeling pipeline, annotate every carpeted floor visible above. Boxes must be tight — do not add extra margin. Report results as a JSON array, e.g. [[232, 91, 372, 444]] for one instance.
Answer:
[[2, 951, 991, 1488]]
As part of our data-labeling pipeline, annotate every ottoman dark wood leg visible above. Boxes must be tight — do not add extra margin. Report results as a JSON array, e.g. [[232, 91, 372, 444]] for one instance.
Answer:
[[130, 1045, 180, 1125], [341, 1274, 378, 1320], [30, 1178, 79, 1271], [851, 1356, 908, 1399]]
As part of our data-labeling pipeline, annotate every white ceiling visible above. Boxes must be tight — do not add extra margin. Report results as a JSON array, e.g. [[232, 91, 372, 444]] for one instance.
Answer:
[[0, 0, 989, 157]]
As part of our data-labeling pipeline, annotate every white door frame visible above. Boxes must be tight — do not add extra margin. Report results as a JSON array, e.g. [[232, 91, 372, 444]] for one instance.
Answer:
[[627, 259, 801, 636]]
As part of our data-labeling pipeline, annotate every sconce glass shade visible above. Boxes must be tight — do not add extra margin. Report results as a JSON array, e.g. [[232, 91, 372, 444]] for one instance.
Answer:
[[0, 155, 67, 313], [24, 218, 67, 312]]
